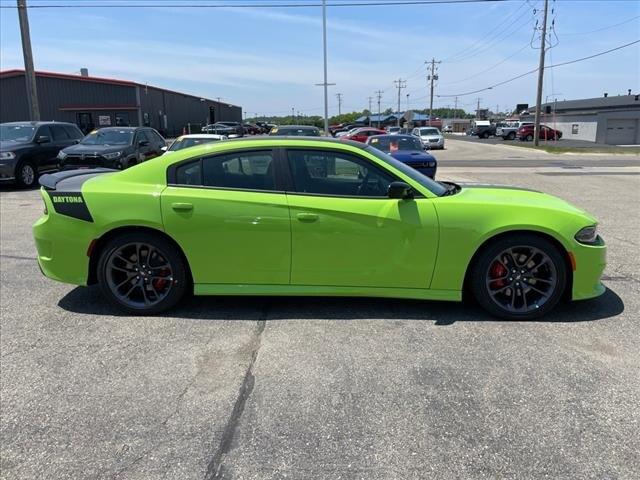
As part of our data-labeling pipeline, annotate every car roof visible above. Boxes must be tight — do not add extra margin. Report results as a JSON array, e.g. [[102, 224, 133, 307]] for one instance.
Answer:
[[1, 121, 77, 127], [277, 125, 319, 129], [94, 126, 141, 131], [177, 134, 225, 138], [370, 134, 417, 139]]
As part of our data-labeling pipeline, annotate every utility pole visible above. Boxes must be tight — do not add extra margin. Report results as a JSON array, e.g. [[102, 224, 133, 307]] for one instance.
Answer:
[[291, 107, 295, 123], [336, 93, 343, 116], [368, 96, 373, 114], [393, 78, 407, 126], [17, 0, 40, 121], [316, 0, 335, 136], [426, 58, 441, 126], [533, 0, 549, 147], [375, 90, 383, 128], [476, 97, 482, 118], [454, 96, 458, 120]]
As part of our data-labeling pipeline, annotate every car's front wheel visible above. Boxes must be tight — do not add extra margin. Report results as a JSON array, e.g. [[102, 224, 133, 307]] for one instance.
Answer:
[[507, 132, 516, 140], [97, 232, 188, 314], [470, 234, 567, 320], [16, 160, 37, 188]]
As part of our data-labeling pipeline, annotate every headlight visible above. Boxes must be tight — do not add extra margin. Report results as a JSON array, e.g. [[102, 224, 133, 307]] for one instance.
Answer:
[[428, 161, 436, 167], [575, 225, 599, 245], [0, 152, 16, 160], [103, 151, 122, 160], [57, 150, 67, 160]]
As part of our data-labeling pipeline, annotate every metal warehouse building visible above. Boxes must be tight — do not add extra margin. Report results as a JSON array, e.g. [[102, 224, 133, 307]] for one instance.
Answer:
[[527, 93, 640, 145], [0, 69, 242, 137]]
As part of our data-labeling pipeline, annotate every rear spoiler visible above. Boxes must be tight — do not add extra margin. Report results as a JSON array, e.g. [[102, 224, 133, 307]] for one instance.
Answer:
[[39, 168, 116, 190]]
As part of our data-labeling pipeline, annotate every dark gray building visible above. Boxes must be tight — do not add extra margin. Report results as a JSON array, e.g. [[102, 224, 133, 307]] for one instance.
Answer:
[[524, 92, 640, 145], [0, 69, 242, 136]]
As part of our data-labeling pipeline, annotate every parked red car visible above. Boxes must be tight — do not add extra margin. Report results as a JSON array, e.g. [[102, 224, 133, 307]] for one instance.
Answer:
[[341, 127, 387, 143], [518, 124, 562, 141]]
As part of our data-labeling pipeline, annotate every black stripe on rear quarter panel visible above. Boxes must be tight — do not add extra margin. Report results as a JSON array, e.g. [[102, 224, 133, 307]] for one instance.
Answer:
[[47, 191, 93, 222]]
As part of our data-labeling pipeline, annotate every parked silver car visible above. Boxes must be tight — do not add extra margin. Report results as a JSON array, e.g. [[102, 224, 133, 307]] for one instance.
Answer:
[[412, 126, 445, 149]]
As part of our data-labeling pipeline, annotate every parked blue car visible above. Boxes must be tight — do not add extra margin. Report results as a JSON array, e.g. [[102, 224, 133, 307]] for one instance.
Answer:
[[366, 134, 437, 179]]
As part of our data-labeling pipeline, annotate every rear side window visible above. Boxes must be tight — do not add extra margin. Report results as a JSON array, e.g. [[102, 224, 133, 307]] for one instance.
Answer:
[[172, 150, 277, 191], [203, 151, 275, 191], [50, 125, 70, 140], [175, 160, 201, 186]]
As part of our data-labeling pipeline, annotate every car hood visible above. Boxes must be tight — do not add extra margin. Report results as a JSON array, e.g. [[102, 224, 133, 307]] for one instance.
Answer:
[[62, 144, 130, 154], [455, 183, 593, 220], [0, 140, 32, 152], [420, 135, 443, 140], [390, 150, 436, 162]]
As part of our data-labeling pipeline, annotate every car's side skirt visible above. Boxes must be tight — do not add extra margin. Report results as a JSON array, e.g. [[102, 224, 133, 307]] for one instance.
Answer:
[[194, 284, 461, 302]]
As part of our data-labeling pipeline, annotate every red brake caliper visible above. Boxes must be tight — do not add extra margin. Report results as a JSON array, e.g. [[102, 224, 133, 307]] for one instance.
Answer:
[[489, 261, 507, 289], [152, 268, 170, 291]]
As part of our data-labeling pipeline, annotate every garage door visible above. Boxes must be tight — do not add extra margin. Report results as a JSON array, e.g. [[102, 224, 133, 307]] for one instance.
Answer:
[[605, 119, 637, 145]]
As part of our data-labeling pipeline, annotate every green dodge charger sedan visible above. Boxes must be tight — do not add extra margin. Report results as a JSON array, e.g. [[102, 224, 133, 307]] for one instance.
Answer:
[[33, 137, 606, 319]]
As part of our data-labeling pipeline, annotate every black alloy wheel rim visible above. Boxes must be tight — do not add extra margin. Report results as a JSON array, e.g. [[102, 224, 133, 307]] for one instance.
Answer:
[[485, 246, 558, 314], [106, 242, 174, 308]]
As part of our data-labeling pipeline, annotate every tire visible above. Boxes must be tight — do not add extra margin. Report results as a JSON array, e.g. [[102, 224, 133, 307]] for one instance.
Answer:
[[507, 132, 516, 140], [15, 160, 38, 188], [482, 132, 490, 139], [97, 232, 188, 315], [469, 234, 567, 320], [525, 134, 534, 142]]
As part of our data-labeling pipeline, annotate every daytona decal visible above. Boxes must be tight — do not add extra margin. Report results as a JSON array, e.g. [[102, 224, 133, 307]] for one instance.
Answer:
[[48, 192, 93, 222]]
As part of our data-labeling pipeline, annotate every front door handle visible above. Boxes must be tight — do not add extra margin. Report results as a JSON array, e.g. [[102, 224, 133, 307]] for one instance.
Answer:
[[296, 212, 319, 223], [171, 202, 193, 212]]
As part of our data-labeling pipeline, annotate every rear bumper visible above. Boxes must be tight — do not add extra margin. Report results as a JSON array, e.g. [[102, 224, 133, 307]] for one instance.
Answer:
[[33, 192, 93, 286], [571, 239, 607, 300]]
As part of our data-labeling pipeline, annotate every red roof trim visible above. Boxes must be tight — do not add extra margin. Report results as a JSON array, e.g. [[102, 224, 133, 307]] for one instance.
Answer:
[[59, 105, 139, 111], [0, 69, 241, 108]]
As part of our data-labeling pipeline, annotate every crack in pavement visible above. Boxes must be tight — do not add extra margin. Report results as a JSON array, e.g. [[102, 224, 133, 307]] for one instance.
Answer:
[[204, 300, 270, 480]]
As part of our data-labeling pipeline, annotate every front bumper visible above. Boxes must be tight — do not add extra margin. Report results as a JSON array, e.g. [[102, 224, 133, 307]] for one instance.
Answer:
[[571, 238, 607, 300], [0, 162, 16, 181]]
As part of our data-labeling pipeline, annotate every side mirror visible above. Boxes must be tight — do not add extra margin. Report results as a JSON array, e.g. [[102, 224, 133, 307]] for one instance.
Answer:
[[388, 181, 414, 200], [160, 146, 168, 152], [139, 140, 149, 147], [36, 135, 51, 144]]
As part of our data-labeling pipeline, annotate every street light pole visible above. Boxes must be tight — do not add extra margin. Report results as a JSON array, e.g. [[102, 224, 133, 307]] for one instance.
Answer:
[[533, 0, 549, 147], [17, 0, 40, 121], [321, 0, 330, 136]]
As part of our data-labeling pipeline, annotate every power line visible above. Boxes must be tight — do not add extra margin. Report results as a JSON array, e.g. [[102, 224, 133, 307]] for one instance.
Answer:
[[436, 38, 640, 98], [561, 15, 640, 36], [0, 0, 515, 8]]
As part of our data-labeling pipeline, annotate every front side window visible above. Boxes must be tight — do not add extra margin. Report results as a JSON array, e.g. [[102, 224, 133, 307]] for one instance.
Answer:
[[287, 149, 396, 198], [50, 125, 70, 141]]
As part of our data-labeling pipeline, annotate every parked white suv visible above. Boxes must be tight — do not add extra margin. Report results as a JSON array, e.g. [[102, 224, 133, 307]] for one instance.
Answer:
[[412, 127, 445, 149], [497, 121, 533, 140]]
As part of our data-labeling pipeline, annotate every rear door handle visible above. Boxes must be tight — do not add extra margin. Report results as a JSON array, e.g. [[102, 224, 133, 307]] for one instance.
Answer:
[[171, 202, 193, 212], [296, 212, 319, 223]]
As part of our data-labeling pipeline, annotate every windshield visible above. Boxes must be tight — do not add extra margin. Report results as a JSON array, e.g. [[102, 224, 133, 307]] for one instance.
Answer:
[[0, 124, 35, 142], [168, 137, 223, 151], [364, 145, 447, 196], [369, 136, 423, 153], [81, 129, 134, 146], [419, 128, 440, 136]]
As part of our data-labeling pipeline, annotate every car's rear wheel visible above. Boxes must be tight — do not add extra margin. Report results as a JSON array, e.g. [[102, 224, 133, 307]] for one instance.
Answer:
[[470, 234, 567, 320], [16, 160, 37, 188], [482, 132, 490, 139], [507, 132, 516, 140], [525, 134, 534, 141], [97, 232, 188, 315]]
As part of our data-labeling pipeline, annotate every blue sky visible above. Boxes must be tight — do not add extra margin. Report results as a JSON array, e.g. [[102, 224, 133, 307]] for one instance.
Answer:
[[1, 0, 638, 116]]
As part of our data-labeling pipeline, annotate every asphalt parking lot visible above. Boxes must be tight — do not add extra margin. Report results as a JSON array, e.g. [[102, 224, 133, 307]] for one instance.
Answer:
[[1, 138, 639, 479]]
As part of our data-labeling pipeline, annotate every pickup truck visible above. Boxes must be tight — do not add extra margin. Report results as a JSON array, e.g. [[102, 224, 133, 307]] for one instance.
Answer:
[[471, 121, 496, 139], [496, 121, 533, 140]]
